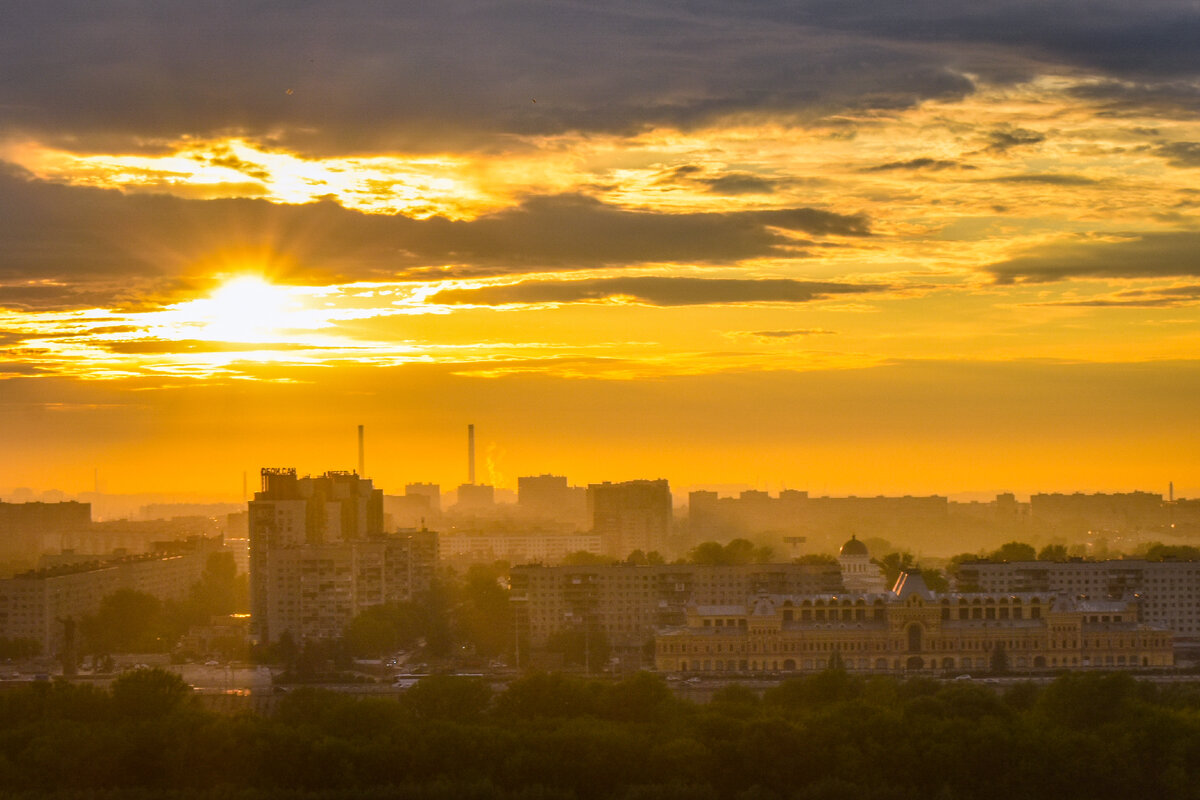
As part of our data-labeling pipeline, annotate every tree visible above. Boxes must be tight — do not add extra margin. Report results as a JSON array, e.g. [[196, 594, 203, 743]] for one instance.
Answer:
[[1143, 543, 1200, 561], [401, 675, 492, 721], [110, 667, 193, 719], [990, 542, 1036, 562], [877, 552, 915, 586], [546, 627, 611, 672], [455, 564, 512, 657], [344, 603, 422, 658], [1038, 544, 1069, 562], [920, 568, 950, 593], [689, 539, 771, 566], [82, 589, 166, 654]]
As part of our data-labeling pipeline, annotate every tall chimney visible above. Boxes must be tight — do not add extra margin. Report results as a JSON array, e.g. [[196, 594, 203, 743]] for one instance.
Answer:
[[358, 424, 365, 477], [468, 424, 475, 485]]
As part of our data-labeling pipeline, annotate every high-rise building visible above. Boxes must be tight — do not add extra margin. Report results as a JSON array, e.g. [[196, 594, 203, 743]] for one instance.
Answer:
[[405, 483, 441, 514], [455, 483, 495, 511], [518, 474, 588, 527], [0, 501, 92, 565], [588, 479, 672, 558], [249, 468, 436, 644]]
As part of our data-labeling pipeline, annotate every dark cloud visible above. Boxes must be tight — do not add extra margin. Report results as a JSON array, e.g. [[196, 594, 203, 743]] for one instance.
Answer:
[[700, 173, 781, 196], [2, 3, 1197, 156], [0, 170, 868, 307], [1155, 142, 1200, 167], [655, 166, 806, 196], [1066, 80, 1200, 117], [862, 158, 968, 172], [428, 277, 887, 307], [988, 173, 1099, 186], [983, 127, 1046, 154], [988, 233, 1200, 283], [4, 2, 1196, 156]]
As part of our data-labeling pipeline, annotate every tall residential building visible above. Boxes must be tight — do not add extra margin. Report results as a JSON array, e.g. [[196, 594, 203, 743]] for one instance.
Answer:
[[518, 475, 588, 527], [249, 468, 436, 644], [588, 479, 672, 558], [0, 501, 92, 565]]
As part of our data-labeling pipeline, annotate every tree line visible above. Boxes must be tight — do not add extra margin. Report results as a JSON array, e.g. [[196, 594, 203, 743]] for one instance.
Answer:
[[3, 667, 1200, 799]]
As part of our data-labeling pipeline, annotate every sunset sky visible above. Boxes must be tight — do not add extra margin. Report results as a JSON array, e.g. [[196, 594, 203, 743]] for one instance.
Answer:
[[2, 2, 1199, 499]]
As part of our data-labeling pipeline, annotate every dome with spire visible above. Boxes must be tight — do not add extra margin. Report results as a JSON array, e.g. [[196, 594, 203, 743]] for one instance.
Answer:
[[839, 535, 869, 557]]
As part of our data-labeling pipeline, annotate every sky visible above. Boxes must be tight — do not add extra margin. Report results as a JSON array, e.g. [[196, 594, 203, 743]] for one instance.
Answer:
[[2, 1, 1199, 499]]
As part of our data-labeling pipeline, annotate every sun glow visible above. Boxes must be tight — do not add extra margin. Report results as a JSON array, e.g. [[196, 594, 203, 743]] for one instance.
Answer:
[[155, 276, 300, 343]]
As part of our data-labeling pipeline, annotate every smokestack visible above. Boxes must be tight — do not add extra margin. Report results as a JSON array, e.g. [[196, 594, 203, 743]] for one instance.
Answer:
[[1170, 481, 1174, 503], [468, 424, 475, 485], [358, 424, 365, 477]]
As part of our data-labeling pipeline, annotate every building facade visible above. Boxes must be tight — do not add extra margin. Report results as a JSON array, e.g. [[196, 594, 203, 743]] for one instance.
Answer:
[[655, 572, 1174, 675], [955, 559, 1200, 642], [0, 546, 215, 654], [249, 468, 437, 644], [511, 561, 844, 650], [588, 479, 672, 558]]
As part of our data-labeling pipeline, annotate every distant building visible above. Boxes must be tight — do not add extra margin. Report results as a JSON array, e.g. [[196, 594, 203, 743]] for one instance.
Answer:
[[588, 479, 672, 558], [0, 539, 220, 654], [511, 561, 843, 652], [838, 535, 887, 593], [456, 483, 496, 512], [1031, 491, 1165, 532], [686, 490, 949, 550], [248, 468, 436, 644], [955, 558, 1200, 644], [519, 475, 589, 527], [655, 572, 1173, 675], [405, 483, 442, 514], [0, 501, 92, 565], [440, 529, 602, 567]]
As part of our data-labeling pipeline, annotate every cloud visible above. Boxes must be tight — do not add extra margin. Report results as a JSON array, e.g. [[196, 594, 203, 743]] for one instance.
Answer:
[[732, 329, 838, 339], [862, 158, 968, 172], [983, 127, 1046, 154], [428, 277, 887, 307], [0, 171, 869, 307], [986, 173, 1100, 186], [99, 340, 341, 355], [1155, 142, 1200, 167], [1066, 80, 1200, 117], [1031, 284, 1200, 308], [4, 2, 1200, 158], [987, 233, 1200, 283]]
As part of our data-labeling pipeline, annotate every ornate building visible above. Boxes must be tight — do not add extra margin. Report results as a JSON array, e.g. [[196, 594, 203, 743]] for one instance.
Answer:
[[655, 570, 1173, 675]]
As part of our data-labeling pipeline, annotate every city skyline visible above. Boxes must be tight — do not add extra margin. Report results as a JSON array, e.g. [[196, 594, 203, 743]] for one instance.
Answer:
[[3, 2, 1199, 496]]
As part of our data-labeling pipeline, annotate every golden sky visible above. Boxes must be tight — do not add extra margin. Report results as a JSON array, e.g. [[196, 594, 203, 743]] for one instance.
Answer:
[[2, 3, 1199, 498]]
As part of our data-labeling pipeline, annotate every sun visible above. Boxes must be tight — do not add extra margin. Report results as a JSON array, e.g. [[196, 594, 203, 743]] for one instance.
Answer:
[[154, 275, 300, 344]]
